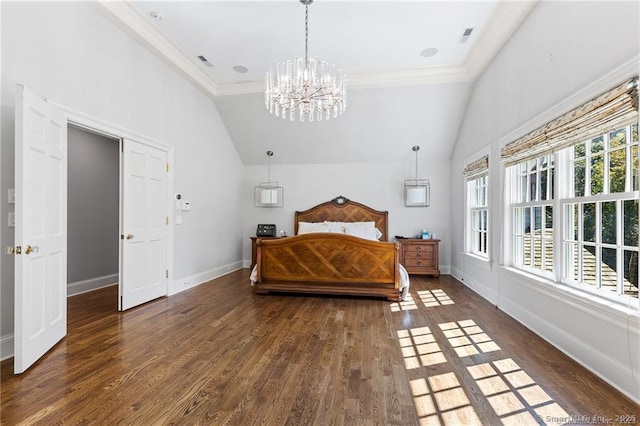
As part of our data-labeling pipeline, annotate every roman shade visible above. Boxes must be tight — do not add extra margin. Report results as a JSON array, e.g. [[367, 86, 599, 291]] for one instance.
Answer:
[[463, 155, 489, 180], [501, 77, 639, 166]]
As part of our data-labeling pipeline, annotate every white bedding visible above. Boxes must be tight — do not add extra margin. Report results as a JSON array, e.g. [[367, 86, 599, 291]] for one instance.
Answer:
[[250, 264, 411, 301]]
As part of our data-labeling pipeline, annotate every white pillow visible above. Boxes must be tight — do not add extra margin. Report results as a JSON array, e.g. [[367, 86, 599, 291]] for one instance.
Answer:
[[341, 221, 381, 241], [323, 221, 345, 233], [297, 221, 330, 234]]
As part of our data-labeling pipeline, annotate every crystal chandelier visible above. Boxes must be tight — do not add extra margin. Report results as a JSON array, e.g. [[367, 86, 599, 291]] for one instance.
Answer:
[[264, 0, 347, 122]]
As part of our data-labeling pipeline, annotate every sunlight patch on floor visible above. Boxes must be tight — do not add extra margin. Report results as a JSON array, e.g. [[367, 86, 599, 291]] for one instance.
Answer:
[[417, 289, 455, 307], [411, 373, 482, 426], [397, 326, 446, 369], [467, 358, 569, 425], [398, 310, 571, 426], [438, 319, 501, 357]]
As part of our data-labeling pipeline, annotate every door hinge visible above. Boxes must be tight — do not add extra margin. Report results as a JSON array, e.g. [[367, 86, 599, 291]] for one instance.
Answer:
[[166, 269, 169, 278], [166, 216, 169, 225], [166, 163, 169, 172]]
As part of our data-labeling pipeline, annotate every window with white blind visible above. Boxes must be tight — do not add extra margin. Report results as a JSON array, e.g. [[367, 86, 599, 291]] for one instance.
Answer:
[[502, 77, 639, 303]]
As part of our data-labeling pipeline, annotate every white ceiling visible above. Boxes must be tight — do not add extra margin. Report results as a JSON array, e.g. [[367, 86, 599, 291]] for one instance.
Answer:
[[97, 1, 537, 165]]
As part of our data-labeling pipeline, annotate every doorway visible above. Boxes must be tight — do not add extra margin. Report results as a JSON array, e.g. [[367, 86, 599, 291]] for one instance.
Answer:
[[14, 86, 173, 373], [67, 125, 119, 300]]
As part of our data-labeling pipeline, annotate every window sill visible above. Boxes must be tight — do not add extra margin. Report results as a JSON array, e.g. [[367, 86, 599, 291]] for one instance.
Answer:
[[498, 266, 640, 321]]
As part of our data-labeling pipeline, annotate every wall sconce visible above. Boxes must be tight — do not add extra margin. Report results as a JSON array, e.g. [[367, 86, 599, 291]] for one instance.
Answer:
[[255, 150, 284, 208], [404, 145, 430, 207]]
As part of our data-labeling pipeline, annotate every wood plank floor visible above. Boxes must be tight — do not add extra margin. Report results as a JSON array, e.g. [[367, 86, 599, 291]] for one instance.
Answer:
[[1, 270, 638, 425]]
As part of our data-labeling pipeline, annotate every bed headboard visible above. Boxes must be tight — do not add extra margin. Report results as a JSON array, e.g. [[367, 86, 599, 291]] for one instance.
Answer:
[[294, 196, 389, 242]]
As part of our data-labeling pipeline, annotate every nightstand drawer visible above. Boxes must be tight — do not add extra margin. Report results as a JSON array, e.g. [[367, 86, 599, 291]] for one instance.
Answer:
[[404, 258, 435, 268], [403, 244, 434, 253], [403, 250, 432, 260]]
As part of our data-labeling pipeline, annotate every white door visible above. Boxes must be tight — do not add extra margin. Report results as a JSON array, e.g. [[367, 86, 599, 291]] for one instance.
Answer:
[[14, 85, 67, 374], [120, 139, 168, 310]]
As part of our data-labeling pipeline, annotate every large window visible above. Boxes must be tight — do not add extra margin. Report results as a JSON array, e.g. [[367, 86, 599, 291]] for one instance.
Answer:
[[506, 124, 638, 301], [502, 76, 639, 304]]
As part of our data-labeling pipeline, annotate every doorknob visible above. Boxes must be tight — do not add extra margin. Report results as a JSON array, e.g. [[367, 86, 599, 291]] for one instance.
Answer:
[[4, 246, 21, 255], [126, 234, 134, 240], [24, 245, 39, 255]]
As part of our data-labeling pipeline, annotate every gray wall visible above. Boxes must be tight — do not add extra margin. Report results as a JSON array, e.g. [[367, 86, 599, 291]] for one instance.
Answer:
[[67, 126, 118, 288], [450, 1, 639, 402]]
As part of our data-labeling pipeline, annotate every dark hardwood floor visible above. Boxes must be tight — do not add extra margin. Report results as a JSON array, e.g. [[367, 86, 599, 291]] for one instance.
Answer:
[[1, 270, 637, 425]]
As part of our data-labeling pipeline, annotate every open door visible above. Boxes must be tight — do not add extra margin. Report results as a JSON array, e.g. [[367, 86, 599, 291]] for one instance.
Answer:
[[14, 85, 67, 373], [120, 139, 168, 310]]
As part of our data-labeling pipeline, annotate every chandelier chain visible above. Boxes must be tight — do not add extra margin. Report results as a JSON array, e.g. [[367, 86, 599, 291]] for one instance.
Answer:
[[264, 0, 346, 121], [304, 4, 309, 66]]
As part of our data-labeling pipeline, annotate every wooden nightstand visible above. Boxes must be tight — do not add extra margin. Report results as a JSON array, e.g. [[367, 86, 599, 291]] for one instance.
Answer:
[[399, 239, 440, 276]]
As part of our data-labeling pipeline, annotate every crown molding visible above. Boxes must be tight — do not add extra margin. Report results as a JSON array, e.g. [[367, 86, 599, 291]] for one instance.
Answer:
[[465, 0, 538, 81], [95, 0, 538, 98], [215, 65, 471, 97], [94, 1, 219, 98]]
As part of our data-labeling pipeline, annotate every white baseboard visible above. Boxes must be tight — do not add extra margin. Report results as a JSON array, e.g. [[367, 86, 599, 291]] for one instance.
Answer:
[[499, 294, 640, 404], [169, 261, 244, 295], [0, 334, 14, 361], [450, 265, 463, 282], [67, 273, 118, 297]]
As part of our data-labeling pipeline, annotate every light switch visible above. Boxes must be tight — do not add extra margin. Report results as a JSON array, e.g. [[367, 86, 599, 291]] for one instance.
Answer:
[[181, 201, 191, 211], [175, 215, 182, 225], [8, 212, 15, 227]]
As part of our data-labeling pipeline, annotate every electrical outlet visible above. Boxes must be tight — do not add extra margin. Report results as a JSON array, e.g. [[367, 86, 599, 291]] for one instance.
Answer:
[[184, 281, 190, 287]]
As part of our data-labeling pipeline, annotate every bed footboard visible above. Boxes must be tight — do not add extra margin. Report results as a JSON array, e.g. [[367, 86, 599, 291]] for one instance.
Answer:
[[255, 233, 402, 301]]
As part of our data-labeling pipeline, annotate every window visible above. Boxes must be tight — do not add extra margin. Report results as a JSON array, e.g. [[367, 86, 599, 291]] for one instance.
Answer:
[[464, 154, 490, 258], [510, 155, 555, 275], [505, 124, 638, 301], [468, 174, 489, 257], [502, 77, 638, 303], [563, 125, 638, 298]]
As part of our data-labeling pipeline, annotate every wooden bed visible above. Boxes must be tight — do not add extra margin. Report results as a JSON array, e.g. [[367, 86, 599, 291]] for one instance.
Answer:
[[253, 196, 406, 301]]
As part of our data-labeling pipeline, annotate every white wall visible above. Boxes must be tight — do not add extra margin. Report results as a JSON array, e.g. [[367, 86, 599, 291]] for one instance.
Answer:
[[0, 2, 244, 356], [450, 1, 640, 402], [242, 158, 452, 272]]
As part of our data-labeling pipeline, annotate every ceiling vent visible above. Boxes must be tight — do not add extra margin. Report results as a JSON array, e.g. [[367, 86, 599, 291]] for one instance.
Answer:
[[197, 55, 213, 68], [459, 28, 474, 43]]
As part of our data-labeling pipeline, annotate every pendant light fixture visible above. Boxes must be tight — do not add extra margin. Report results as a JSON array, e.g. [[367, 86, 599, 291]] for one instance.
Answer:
[[255, 151, 284, 208], [264, 0, 347, 122], [404, 146, 430, 207]]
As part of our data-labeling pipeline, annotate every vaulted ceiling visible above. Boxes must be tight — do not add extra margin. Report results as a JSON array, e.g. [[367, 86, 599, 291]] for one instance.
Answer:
[[97, 1, 536, 165]]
